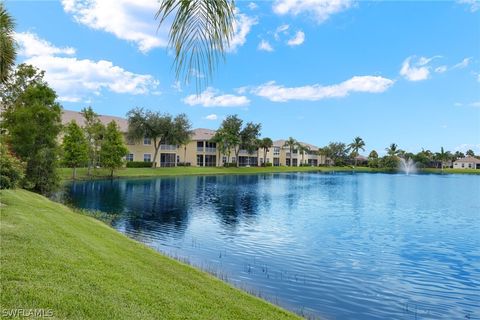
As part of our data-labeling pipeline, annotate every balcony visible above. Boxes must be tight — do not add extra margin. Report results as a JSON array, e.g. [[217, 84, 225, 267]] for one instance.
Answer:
[[205, 147, 216, 153], [197, 147, 204, 152], [160, 144, 177, 151]]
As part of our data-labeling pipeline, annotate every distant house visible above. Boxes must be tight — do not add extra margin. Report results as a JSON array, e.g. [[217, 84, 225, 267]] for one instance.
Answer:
[[453, 156, 480, 169]]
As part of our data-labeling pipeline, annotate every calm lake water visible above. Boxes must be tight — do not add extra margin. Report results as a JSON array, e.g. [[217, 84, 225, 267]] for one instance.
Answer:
[[63, 173, 480, 319]]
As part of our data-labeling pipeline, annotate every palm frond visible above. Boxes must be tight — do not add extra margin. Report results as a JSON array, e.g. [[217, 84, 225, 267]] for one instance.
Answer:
[[0, 3, 17, 84], [156, 0, 236, 90]]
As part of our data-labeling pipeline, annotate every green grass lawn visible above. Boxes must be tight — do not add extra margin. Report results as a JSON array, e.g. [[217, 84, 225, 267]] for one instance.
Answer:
[[0, 189, 300, 320], [59, 165, 479, 181], [60, 165, 381, 180]]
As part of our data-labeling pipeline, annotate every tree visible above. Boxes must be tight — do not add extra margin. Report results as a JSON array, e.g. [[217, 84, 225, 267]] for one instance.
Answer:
[[168, 113, 192, 166], [283, 137, 297, 167], [368, 150, 379, 168], [62, 121, 89, 179], [466, 149, 475, 157], [297, 143, 310, 166], [349, 136, 365, 167], [436, 147, 450, 171], [0, 3, 16, 84], [386, 143, 400, 157], [380, 155, 399, 170], [454, 151, 465, 160], [239, 122, 262, 166], [100, 121, 128, 177], [127, 108, 172, 168], [81, 107, 105, 175], [323, 142, 349, 166], [213, 115, 242, 165], [156, 0, 235, 88], [0, 142, 24, 189], [1, 64, 62, 195], [260, 137, 273, 166]]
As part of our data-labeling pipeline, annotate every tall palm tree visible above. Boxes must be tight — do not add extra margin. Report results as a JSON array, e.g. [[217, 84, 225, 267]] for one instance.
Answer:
[[297, 143, 310, 166], [260, 137, 273, 166], [283, 137, 297, 167], [436, 147, 448, 171], [0, 3, 17, 84], [348, 136, 365, 166], [386, 143, 399, 157], [156, 1, 236, 89]]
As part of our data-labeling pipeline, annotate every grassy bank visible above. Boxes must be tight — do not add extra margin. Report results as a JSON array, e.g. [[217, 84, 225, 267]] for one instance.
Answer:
[[60, 166, 381, 180], [60, 166, 480, 181], [0, 189, 300, 320]]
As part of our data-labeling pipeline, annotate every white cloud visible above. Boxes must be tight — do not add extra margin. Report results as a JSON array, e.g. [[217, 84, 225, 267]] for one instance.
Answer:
[[400, 56, 436, 81], [274, 24, 290, 40], [190, 69, 205, 79], [183, 88, 250, 107], [455, 144, 480, 154], [251, 75, 394, 102], [435, 65, 448, 73], [457, 0, 480, 12], [15, 32, 76, 57], [15, 32, 159, 102], [258, 40, 274, 52], [227, 11, 258, 52], [172, 81, 182, 92], [452, 57, 472, 70], [61, 0, 168, 53], [454, 102, 463, 107], [273, 0, 353, 23], [287, 31, 305, 46], [248, 2, 258, 10], [205, 114, 218, 120], [469, 101, 480, 108]]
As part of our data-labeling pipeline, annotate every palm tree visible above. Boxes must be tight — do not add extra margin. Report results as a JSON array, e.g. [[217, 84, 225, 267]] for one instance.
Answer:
[[386, 143, 399, 157], [0, 3, 17, 83], [283, 137, 297, 167], [348, 136, 365, 166], [436, 147, 449, 171], [260, 137, 273, 166], [156, 1, 236, 89], [297, 143, 310, 166]]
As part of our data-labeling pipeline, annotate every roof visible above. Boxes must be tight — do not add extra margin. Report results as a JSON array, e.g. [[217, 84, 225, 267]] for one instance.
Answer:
[[454, 156, 480, 164], [191, 128, 216, 141], [62, 110, 128, 132]]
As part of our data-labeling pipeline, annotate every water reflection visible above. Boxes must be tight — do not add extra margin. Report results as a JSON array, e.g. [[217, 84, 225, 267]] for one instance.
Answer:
[[63, 173, 480, 320]]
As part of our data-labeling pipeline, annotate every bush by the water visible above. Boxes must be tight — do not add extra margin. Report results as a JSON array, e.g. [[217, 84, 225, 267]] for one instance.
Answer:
[[0, 144, 25, 189], [177, 162, 191, 167], [126, 161, 153, 168]]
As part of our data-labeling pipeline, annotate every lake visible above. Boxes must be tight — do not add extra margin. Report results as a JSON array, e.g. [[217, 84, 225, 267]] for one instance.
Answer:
[[62, 172, 480, 319]]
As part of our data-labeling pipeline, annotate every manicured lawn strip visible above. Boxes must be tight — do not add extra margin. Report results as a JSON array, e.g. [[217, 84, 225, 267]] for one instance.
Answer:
[[59, 166, 480, 181], [59, 166, 383, 180], [0, 189, 300, 320], [421, 168, 480, 174]]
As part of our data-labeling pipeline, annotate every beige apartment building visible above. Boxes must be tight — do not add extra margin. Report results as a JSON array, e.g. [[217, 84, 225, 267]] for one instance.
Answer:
[[62, 110, 327, 167]]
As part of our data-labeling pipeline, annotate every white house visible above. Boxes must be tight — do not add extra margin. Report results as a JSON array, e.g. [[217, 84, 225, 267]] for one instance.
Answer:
[[453, 156, 480, 169]]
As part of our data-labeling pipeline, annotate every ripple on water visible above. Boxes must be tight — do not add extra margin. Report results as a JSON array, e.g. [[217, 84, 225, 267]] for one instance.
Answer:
[[64, 173, 480, 320]]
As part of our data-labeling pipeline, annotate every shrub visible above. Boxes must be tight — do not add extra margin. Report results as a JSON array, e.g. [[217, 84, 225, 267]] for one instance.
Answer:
[[126, 161, 153, 168], [223, 162, 237, 167], [262, 162, 273, 167], [0, 144, 25, 189], [177, 162, 191, 167]]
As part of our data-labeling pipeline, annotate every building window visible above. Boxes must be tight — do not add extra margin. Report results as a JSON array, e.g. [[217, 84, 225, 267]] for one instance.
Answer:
[[267, 158, 270, 163], [222, 156, 227, 163], [462, 163, 464, 168], [468, 163, 472, 168], [197, 155, 204, 166], [144, 154, 152, 162], [144, 137, 151, 145], [273, 147, 280, 156], [126, 154, 134, 162], [231, 156, 236, 163]]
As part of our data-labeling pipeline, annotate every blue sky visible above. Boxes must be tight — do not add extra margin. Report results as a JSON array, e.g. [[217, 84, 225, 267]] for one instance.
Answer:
[[7, 0, 480, 155]]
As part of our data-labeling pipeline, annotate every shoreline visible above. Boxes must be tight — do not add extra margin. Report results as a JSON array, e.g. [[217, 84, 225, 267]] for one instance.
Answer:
[[60, 166, 480, 182]]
